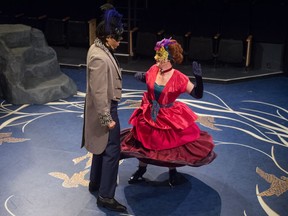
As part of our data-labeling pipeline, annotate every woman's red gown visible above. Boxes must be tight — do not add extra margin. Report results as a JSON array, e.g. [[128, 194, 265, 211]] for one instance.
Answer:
[[120, 65, 216, 167]]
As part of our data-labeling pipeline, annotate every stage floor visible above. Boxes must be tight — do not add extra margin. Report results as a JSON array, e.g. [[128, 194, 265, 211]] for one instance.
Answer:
[[0, 68, 287, 216]]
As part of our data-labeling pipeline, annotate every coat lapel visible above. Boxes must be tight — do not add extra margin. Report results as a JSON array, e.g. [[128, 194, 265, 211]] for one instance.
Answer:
[[94, 38, 122, 79], [107, 52, 122, 79]]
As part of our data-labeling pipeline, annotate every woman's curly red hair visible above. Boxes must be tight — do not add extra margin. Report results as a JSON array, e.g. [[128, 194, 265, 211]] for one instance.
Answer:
[[168, 39, 183, 64]]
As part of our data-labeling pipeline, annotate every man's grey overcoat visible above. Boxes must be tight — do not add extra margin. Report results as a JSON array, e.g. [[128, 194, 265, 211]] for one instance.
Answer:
[[82, 39, 122, 154]]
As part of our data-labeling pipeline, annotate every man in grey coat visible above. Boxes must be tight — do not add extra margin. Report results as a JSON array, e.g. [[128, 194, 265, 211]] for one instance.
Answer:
[[81, 4, 127, 213]]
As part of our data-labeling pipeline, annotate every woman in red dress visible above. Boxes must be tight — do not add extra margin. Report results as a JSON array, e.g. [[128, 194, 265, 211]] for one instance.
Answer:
[[120, 38, 217, 186]]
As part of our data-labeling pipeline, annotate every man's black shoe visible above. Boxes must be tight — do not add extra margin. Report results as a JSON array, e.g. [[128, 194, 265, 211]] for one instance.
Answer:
[[88, 182, 99, 193], [97, 196, 127, 213]]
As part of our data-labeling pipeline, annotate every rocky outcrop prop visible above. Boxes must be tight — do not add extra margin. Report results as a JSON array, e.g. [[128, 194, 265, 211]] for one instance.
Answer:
[[0, 24, 77, 104]]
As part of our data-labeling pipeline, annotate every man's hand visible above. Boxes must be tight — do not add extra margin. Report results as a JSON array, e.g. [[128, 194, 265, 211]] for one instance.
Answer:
[[107, 121, 116, 129]]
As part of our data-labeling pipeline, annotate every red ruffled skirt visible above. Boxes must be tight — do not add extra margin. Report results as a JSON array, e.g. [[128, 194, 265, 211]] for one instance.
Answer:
[[120, 128, 217, 167]]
